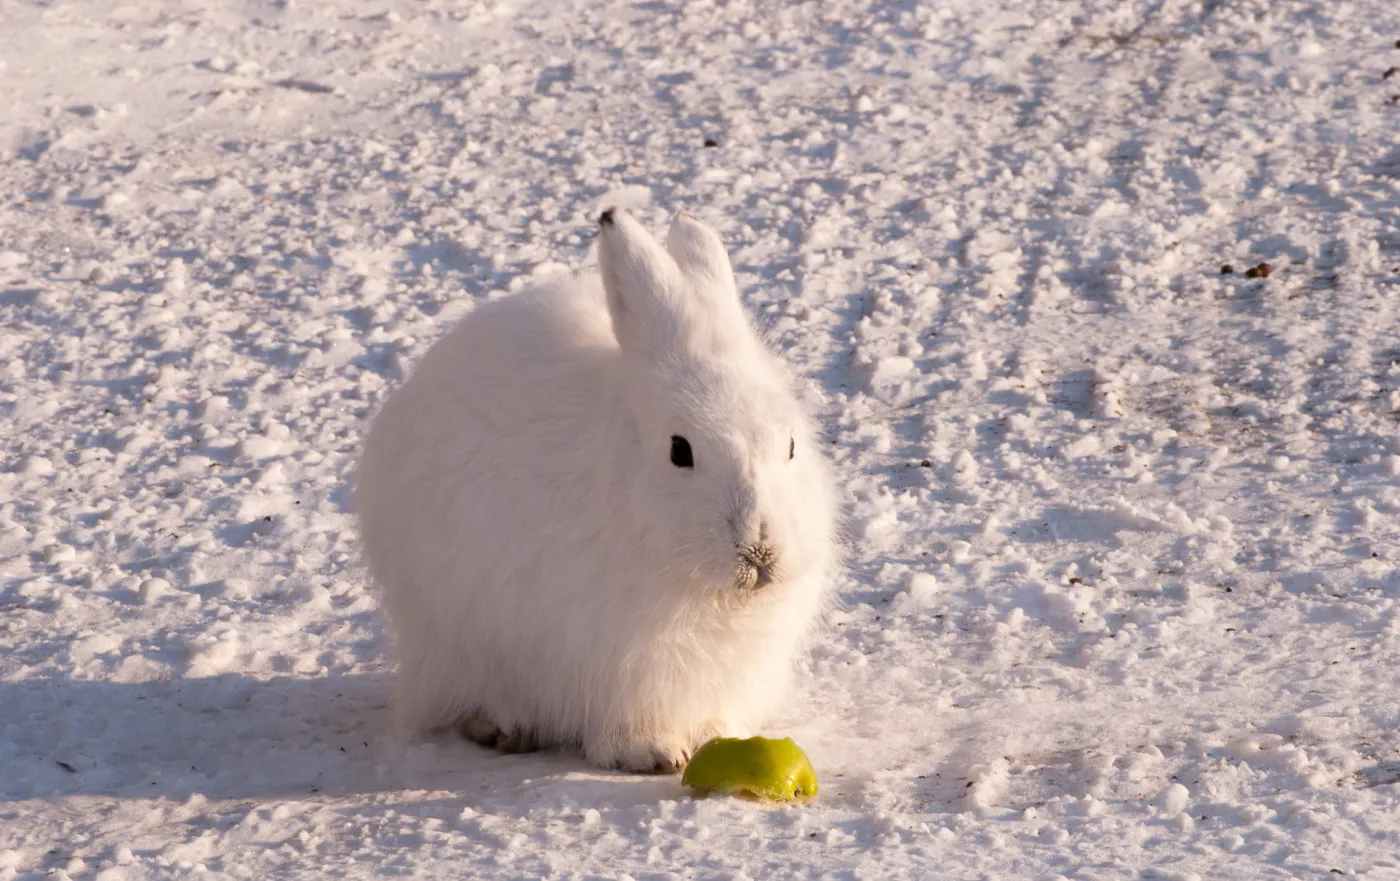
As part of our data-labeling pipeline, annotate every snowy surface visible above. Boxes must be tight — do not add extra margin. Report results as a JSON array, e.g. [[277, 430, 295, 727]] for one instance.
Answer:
[[3, 0, 1400, 877]]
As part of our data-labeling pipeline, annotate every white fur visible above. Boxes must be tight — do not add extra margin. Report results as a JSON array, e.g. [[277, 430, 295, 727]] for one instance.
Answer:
[[355, 209, 840, 772]]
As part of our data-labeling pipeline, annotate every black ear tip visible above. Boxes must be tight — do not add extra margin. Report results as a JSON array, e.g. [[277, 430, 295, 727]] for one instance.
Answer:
[[598, 208, 616, 227]]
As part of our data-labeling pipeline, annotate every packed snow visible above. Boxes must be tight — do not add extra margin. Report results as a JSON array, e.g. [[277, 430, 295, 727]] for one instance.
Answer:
[[3, 0, 1400, 877]]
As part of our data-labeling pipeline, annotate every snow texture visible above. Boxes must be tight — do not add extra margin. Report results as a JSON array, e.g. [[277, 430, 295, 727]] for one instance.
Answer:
[[2, 0, 1400, 878]]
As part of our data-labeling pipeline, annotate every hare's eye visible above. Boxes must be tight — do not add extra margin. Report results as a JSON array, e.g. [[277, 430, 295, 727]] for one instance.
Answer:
[[788, 437, 795, 460], [670, 435, 694, 469]]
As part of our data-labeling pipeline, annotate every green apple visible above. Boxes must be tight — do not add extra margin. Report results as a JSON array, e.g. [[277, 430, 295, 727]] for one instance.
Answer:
[[681, 736, 818, 802]]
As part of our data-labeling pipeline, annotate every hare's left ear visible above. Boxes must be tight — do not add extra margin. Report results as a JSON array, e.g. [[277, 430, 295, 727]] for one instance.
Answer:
[[665, 212, 752, 338], [597, 208, 755, 358]]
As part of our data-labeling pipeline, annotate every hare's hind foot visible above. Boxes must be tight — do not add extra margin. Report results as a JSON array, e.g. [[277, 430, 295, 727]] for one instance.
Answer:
[[456, 710, 539, 754]]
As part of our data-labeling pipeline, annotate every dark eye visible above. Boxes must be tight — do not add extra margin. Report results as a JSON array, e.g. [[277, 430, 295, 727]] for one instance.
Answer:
[[788, 437, 795, 460], [670, 435, 694, 469]]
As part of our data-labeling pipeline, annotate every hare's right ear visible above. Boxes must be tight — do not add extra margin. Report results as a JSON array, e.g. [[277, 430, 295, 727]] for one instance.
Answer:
[[596, 208, 689, 355]]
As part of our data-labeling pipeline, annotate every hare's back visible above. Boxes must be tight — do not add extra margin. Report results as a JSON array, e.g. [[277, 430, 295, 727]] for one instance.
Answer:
[[356, 268, 616, 587], [364, 270, 615, 478], [440, 271, 613, 378]]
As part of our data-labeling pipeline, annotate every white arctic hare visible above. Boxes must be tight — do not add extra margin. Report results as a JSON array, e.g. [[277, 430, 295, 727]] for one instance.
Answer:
[[356, 208, 839, 773]]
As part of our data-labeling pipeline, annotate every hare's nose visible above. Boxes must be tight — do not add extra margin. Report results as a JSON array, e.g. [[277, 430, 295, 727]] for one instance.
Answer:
[[739, 542, 778, 589], [740, 536, 777, 567], [741, 542, 776, 566]]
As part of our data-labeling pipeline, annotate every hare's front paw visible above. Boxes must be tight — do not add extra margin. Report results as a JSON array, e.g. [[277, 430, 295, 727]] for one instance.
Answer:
[[587, 733, 691, 775], [455, 710, 539, 754]]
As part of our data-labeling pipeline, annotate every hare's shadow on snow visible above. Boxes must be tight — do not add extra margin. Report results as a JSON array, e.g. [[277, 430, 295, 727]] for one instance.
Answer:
[[0, 673, 686, 807]]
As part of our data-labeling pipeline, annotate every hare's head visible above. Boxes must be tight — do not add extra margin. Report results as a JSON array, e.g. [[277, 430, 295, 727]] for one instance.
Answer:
[[598, 209, 837, 596]]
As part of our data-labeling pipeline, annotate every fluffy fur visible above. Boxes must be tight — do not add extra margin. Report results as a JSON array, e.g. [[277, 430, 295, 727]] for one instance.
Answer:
[[355, 208, 839, 773]]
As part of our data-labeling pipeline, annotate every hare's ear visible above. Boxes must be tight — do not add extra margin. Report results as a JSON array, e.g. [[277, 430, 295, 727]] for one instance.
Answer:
[[597, 208, 687, 355], [665, 212, 736, 297], [665, 212, 754, 341]]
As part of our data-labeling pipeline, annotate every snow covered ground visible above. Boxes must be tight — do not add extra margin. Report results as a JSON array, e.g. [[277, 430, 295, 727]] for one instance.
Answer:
[[3, 0, 1400, 877]]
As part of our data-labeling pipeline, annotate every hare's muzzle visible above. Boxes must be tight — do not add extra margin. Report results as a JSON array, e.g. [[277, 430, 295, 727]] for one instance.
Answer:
[[738, 543, 778, 590]]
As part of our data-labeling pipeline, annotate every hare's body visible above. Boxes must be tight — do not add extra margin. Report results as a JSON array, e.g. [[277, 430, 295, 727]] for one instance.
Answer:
[[357, 210, 839, 772]]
